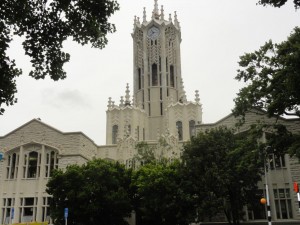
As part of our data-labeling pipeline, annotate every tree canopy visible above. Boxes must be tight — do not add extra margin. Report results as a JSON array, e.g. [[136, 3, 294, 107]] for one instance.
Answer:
[[0, 0, 119, 114], [233, 27, 300, 119], [258, 0, 300, 9], [182, 127, 264, 225], [131, 161, 195, 225], [46, 159, 132, 225]]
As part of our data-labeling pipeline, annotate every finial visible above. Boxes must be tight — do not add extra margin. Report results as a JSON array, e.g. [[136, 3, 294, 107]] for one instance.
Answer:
[[179, 78, 187, 103], [120, 96, 124, 107], [169, 13, 172, 22], [134, 15, 137, 24], [154, 0, 159, 14], [125, 83, 131, 106], [160, 5, 164, 20], [107, 97, 112, 108], [174, 11, 179, 27], [143, 7, 147, 23], [152, 0, 159, 19], [195, 90, 200, 103]]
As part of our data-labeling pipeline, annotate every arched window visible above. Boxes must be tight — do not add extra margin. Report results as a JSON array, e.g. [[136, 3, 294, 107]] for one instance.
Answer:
[[189, 120, 196, 138], [6, 153, 19, 179], [24, 151, 40, 178], [45, 150, 59, 177], [176, 121, 183, 141], [112, 125, 118, 144], [152, 63, 158, 86]]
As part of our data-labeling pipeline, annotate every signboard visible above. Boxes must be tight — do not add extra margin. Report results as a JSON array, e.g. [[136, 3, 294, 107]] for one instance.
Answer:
[[294, 182, 299, 193], [11, 208, 14, 219], [64, 208, 68, 219]]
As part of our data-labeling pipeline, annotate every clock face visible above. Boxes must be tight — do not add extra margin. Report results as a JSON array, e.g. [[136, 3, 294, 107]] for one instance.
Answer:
[[147, 26, 160, 40]]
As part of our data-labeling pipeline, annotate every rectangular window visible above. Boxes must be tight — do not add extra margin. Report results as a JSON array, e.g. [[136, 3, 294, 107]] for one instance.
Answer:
[[19, 197, 37, 222], [152, 64, 158, 86], [42, 197, 51, 223], [166, 73, 169, 86], [159, 57, 161, 72], [2, 198, 14, 224], [148, 89, 151, 101], [138, 68, 142, 90], [273, 186, 292, 219], [142, 91, 145, 109], [160, 88, 162, 100], [170, 65, 175, 87], [268, 154, 286, 170], [166, 57, 168, 72]]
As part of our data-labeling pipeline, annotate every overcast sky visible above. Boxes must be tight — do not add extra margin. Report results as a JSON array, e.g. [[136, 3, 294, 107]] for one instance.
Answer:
[[0, 0, 299, 145]]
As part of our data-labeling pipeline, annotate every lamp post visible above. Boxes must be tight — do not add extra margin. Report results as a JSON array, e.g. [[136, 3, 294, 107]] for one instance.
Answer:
[[263, 145, 272, 225], [64, 197, 68, 225], [264, 159, 272, 225]]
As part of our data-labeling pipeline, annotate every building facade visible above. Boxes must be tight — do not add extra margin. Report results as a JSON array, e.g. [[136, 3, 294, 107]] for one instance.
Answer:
[[197, 110, 300, 222], [0, 0, 299, 224]]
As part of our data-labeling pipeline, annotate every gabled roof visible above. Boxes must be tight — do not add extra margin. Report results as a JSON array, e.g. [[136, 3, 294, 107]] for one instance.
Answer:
[[200, 108, 300, 127], [0, 118, 96, 145]]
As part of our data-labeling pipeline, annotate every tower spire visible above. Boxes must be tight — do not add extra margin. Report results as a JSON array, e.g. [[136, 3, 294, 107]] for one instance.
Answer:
[[143, 7, 147, 23], [160, 5, 164, 20], [125, 83, 131, 106], [152, 0, 159, 19]]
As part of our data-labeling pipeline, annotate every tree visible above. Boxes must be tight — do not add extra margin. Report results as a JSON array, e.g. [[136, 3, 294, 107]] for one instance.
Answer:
[[133, 141, 156, 166], [182, 127, 264, 225], [131, 161, 195, 225], [0, 0, 119, 114], [257, 0, 300, 9], [233, 27, 300, 120], [46, 159, 132, 225]]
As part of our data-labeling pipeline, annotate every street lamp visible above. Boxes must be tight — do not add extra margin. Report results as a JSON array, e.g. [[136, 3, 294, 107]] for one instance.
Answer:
[[263, 146, 272, 225]]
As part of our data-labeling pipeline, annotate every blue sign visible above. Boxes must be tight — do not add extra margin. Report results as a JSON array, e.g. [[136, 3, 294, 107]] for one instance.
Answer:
[[11, 208, 14, 219], [64, 208, 68, 219]]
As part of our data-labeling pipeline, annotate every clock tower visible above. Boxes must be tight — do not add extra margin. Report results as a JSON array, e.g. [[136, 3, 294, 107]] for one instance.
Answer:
[[132, 0, 191, 140], [106, 0, 202, 148]]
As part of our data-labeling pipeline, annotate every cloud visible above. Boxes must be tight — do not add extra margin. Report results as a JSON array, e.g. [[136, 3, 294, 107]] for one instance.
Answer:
[[41, 88, 92, 110]]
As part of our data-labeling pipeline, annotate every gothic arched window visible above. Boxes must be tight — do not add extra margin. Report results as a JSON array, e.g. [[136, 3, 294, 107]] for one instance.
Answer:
[[45, 150, 59, 177], [112, 125, 118, 144], [24, 151, 40, 178], [6, 153, 19, 179], [189, 120, 196, 138], [176, 121, 183, 141], [152, 63, 158, 86]]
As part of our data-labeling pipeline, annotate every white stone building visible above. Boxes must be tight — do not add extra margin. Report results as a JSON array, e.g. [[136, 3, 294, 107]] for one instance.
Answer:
[[0, 0, 299, 224]]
